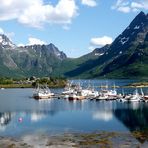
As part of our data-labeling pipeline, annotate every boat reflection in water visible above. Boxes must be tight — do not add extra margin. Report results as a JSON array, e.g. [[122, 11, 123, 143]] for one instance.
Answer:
[[0, 80, 147, 144], [0, 112, 11, 132], [0, 100, 147, 143]]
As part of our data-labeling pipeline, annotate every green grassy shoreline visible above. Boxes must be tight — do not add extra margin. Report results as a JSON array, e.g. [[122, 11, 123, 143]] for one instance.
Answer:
[[0, 83, 66, 88], [124, 82, 148, 88], [0, 77, 67, 88], [0, 84, 32, 88]]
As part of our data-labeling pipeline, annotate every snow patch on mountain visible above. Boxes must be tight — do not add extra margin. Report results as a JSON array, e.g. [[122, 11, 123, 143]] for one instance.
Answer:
[[134, 25, 140, 30], [0, 36, 3, 43], [120, 37, 129, 45], [0, 34, 16, 48]]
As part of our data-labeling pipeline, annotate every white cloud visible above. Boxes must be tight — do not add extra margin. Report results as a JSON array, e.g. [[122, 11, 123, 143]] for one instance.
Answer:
[[117, 6, 131, 13], [131, 2, 143, 9], [0, 0, 78, 28], [81, 0, 97, 7], [18, 37, 46, 46], [0, 27, 15, 41], [0, 28, 4, 34], [111, 0, 131, 13], [90, 36, 113, 47], [28, 37, 46, 45], [112, 0, 148, 13], [18, 43, 25, 47]]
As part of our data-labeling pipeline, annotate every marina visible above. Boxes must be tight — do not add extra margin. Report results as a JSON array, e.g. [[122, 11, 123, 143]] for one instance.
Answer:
[[33, 80, 148, 103]]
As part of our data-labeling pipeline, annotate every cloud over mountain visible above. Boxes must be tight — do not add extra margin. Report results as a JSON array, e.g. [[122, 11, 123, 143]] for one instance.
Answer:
[[90, 36, 113, 47], [28, 37, 46, 45], [0, 28, 4, 34], [112, 0, 148, 13]]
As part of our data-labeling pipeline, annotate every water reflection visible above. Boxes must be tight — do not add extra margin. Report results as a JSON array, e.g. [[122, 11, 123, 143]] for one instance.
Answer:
[[93, 110, 113, 121], [114, 102, 148, 132], [0, 112, 11, 125], [0, 112, 11, 131], [0, 100, 147, 135], [30, 112, 46, 122], [114, 102, 148, 143], [0, 86, 148, 140]]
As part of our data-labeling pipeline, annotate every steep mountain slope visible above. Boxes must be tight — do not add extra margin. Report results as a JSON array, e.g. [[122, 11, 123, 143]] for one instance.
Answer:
[[52, 45, 110, 77], [0, 35, 67, 77], [65, 11, 148, 78], [0, 34, 23, 77], [99, 11, 148, 77], [63, 45, 110, 78], [11, 44, 67, 77]]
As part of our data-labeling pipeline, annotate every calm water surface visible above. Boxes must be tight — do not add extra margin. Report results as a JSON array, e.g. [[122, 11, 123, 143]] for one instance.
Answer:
[[0, 80, 148, 137]]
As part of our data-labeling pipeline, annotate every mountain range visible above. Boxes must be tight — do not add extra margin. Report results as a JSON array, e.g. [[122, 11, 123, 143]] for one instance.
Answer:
[[0, 11, 148, 78]]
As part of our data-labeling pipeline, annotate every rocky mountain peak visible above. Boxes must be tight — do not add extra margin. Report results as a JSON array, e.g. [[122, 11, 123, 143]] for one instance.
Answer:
[[24, 43, 67, 60], [0, 34, 16, 48], [135, 11, 146, 19], [108, 11, 148, 57], [46, 43, 67, 60], [128, 11, 147, 30]]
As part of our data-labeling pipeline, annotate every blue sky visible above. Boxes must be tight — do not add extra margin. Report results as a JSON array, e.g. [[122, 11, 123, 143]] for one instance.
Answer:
[[0, 0, 147, 57]]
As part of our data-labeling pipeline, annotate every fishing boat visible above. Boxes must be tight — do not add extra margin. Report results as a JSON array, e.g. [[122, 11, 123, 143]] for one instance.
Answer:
[[128, 89, 141, 102], [33, 85, 54, 100], [107, 90, 118, 100], [62, 81, 74, 95], [144, 97, 148, 103], [96, 83, 109, 101], [107, 83, 119, 100], [68, 87, 88, 100], [78, 88, 98, 98], [97, 83, 118, 101], [120, 89, 141, 102], [140, 88, 148, 102], [68, 92, 85, 100], [67, 82, 98, 100], [97, 90, 109, 100]]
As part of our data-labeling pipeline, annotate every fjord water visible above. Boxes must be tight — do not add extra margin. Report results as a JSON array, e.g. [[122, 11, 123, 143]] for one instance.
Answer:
[[0, 80, 148, 138]]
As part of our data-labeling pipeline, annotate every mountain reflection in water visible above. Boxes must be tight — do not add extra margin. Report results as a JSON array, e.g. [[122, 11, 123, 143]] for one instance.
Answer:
[[0, 99, 147, 139], [0, 80, 147, 143]]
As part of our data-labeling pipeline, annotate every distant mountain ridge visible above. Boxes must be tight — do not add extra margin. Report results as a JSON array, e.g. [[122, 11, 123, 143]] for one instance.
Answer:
[[0, 35, 67, 77], [0, 11, 147, 78]]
